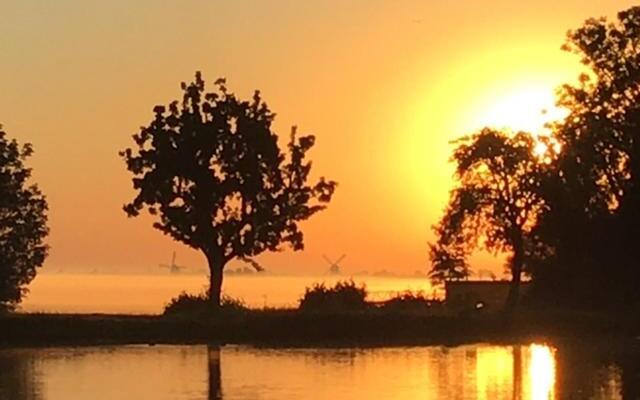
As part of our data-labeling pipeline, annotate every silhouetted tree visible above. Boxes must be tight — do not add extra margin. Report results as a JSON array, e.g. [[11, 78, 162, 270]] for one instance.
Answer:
[[531, 6, 640, 305], [429, 129, 545, 309], [121, 73, 336, 307], [0, 126, 49, 312], [428, 205, 471, 283], [428, 239, 470, 283]]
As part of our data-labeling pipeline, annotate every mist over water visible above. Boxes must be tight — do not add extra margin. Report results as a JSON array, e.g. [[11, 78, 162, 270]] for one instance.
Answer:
[[19, 273, 433, 314]]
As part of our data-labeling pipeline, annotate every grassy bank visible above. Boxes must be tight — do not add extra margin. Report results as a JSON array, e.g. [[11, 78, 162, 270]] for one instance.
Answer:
[[2, 308, 639, 348]]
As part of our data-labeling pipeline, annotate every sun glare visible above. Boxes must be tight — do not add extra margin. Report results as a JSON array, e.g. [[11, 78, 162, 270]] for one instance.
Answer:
[[462, 84, 568, 162], [534, 141, 549, 157], [470, 86, 566, 135], [528, 344, 556, 400]]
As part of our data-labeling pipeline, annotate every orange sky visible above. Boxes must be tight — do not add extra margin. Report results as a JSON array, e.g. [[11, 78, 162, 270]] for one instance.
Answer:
[[0, 1, 636, 276]]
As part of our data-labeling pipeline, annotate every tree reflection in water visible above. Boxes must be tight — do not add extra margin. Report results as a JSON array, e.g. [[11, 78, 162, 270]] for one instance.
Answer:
[[0, 350, 41, 400], [208, 346, 222, 400]]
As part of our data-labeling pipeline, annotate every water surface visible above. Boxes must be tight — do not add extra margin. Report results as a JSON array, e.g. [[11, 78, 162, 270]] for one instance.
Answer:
[[0, 343, 631, 399]]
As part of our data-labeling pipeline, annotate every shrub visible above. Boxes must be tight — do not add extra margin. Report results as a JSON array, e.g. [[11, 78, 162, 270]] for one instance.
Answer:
[[299, 280, 368, 312], [380, 291, 439, 313], [219, 295, 249, 314], [163, 291, 248, 317]]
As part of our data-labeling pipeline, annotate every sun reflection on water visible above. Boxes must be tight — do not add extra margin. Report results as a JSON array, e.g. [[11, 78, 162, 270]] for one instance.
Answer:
[[473, 343, 556, 400], [476, 347, 513, 400], [528, 344, 556, 400]]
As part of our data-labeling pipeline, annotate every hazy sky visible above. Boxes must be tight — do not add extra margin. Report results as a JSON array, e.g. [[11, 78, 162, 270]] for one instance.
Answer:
[[0, 1, 636, 276]]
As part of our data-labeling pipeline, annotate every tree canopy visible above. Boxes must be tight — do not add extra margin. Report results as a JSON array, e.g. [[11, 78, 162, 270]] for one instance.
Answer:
[[0, 127, 49, 311], [429, 129, 545, 308], [530, 6, 640, 305], [431, 6, 640, 309], [121, 72, 336, 306]]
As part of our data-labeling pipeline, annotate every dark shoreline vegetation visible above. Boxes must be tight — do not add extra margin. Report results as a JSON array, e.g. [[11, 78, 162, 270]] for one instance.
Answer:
[[3, 308, 640, 349], [3, 280, 640, 348]]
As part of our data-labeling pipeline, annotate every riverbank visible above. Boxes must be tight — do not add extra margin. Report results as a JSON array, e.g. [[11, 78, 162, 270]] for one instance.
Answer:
[[2, 308, 639, 348]]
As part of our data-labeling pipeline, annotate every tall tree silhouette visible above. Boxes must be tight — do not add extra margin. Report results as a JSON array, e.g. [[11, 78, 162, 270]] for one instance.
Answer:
[[429, 129, 545, 309], [531, 6, 640, 305], [121, 73, 336, 306], [0, 126, 49, 311]]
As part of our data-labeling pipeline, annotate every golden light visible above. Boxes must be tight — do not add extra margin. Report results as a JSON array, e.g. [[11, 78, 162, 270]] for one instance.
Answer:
[[527, 344, 556, 400], [461, 82, 568, 165], [467, 84, 567, 135], [475, 346, 513, 400], [473, 344, 557, 399], [390, 53, 575, 205], [534, 141, 549, 157]]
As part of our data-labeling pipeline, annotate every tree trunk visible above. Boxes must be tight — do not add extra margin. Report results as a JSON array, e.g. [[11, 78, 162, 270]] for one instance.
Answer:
[[206, 251, 225, 308], [506, 235, 524, 312]]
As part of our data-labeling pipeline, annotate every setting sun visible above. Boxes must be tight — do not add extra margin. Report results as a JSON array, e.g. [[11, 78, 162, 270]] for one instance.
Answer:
[[470, 85, 566, 134], [4, 2, 640, 399]]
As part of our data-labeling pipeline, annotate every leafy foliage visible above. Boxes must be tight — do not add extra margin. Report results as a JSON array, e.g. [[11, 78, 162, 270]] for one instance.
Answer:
[[380, 291, 438, 313], [530, 6, 640, 305], [430, 130, 545, 274], [428, 238, 469, 282], [298, 280, 368, 312], [429, 129, 546, 308], [163, 291, 247, 317], [432, 6, 640, 308], [121, 72, 336, 305], [0, 127, 49, 311]]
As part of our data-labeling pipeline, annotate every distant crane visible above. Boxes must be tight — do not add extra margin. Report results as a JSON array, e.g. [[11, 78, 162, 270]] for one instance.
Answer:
[[159, 251, 187, 274], [323, 254, 346, 275]]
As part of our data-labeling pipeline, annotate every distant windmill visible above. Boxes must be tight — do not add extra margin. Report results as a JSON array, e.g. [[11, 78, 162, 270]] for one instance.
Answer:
[[323, 254, 346, 275], [159, 251, 187, 274]]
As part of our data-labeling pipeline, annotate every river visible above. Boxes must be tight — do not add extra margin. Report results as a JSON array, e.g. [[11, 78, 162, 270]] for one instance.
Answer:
[[0, 343, 632, 399]]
